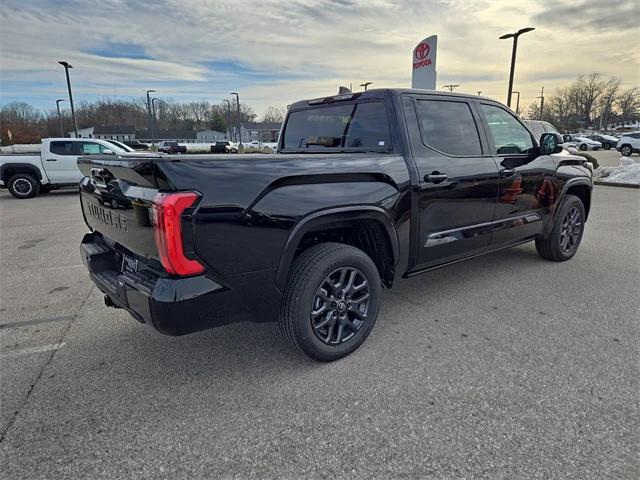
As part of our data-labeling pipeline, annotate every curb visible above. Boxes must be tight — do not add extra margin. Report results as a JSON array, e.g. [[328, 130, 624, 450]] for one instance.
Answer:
[[594, 181, 640, 189]]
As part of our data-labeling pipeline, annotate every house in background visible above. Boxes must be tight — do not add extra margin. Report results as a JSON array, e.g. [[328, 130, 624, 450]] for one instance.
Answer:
[[196, 129, 228, 142], [68, 125, 136, 141], [135, 129, 198, 143], [239, 122, 282, 142]]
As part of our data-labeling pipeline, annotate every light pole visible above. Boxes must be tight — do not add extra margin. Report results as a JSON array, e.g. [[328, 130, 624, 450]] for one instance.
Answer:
[[146, 89, 156, 143], [360, 82, 373, 91], [537, 86, 545, 120], [442, 84, 460, 92], [512, 90, 521, 115], [499, 27, 535, 108], [58, 61, 78, 137], [151, 97, 159, 144], [223, 99, 232, 140], [230, 92, 241, 147], [55, 99, 65, 137]]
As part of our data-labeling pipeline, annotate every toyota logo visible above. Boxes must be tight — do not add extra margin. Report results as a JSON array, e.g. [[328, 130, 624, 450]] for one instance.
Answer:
[[415, 43, 430, 60]]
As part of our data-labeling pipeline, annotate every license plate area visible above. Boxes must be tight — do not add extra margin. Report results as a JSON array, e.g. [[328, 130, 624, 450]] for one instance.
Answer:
[[121, 254, 139, 274]]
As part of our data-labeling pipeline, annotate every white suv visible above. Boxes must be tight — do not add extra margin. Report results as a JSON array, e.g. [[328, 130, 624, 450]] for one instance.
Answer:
[[616, 132, 640, 156]]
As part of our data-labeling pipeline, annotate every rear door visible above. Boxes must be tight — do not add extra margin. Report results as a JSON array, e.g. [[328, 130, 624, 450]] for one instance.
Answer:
[[402, 95, 500, 268], [45, 140, 112, 183]]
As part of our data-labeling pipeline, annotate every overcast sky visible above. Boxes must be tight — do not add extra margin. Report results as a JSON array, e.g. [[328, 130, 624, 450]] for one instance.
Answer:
[[1, 0, 638, 116]]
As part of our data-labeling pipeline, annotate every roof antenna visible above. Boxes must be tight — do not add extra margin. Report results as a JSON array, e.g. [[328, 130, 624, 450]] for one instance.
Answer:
[[338, 86, 352, 94]]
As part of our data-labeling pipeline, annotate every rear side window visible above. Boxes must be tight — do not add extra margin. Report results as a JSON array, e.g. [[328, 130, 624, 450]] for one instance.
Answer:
[[527, 121, 546, 139], [283, 102, 391, 150], [414, 99, 482, 156], [50, 141, 77, 155]]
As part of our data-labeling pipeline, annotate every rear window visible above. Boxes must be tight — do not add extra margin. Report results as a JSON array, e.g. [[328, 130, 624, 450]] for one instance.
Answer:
[[283, 102, 391, 151]]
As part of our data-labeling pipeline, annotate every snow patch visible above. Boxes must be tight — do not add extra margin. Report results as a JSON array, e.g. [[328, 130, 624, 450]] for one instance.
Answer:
[[594, 157, 640, 185]]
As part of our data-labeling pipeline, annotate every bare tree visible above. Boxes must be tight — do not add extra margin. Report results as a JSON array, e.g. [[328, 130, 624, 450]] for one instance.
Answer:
[[262, 105, 286, 123], [616, 87, 640, 127]]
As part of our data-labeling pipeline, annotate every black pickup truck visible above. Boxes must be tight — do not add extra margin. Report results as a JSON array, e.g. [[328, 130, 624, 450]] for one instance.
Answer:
[[78, 89, 593, 361]]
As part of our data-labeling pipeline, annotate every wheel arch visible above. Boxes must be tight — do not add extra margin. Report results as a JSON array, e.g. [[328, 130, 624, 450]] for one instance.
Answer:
[[1, 163, 44, 184], [276, 206, 400, 291]]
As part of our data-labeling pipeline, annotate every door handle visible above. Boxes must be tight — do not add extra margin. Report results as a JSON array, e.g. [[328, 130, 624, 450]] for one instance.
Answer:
[[424, 172, 448, 184], [46, 158, 57, 162], [500, 168, 516, 177]]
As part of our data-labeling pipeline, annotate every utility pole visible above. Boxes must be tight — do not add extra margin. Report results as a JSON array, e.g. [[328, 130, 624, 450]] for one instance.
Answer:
[[442, 84, 460, 92], [223, 99, 232, 140], [146, 89, 156, 144], [230, 92, 241, 147], [55, 99, 65, 137], [58, 61, 78, 137], [360, 82, 373, 91], [499, 27, 535, 108], [512, 90, 521, 115], [537, 86, 545, 120]]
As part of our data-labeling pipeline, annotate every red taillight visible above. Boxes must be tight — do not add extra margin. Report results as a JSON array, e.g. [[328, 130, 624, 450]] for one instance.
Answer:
[[152, 191, 205, 276]]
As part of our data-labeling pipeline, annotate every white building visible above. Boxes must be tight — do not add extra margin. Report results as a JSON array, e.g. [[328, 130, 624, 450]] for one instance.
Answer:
[[68, 125, 136, 141], [196, 129, 228, 142]]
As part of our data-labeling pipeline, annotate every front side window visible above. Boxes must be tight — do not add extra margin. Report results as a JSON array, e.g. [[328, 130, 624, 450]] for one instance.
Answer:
[[283, 101, 391, 150], [414, 99, 482, 156], [79, 142, 111, 154], [481, 104, 534, 155]]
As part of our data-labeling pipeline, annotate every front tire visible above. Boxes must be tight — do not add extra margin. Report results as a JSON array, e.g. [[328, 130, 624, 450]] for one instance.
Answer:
[[579, 143, 588, 151], [280, 243, 382, 361], [620, 145, 632, 156], [535, 194, 585, 261], [7, 173, 40, 199]]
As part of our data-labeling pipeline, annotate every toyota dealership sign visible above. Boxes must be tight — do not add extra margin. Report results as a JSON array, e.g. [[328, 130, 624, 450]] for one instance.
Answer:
[[412, 35, 437, 90]]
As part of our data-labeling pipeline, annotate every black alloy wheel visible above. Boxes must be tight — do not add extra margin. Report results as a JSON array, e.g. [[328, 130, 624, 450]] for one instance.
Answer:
[[311, 267, 371, 345], [559, 206, 582, 253]]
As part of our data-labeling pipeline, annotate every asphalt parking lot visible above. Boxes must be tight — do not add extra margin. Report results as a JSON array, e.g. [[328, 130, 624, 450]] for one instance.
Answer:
[[1, 165, 638, 479]]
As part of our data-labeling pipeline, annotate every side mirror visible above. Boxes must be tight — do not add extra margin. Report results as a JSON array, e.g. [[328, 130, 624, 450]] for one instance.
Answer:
[[103, 149, 115, 155], [540, 133, 563, 155]]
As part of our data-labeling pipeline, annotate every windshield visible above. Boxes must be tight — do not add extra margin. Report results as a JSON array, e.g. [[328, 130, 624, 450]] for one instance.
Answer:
[[283, 101, 391, 151], [105, 140, 134, 152]]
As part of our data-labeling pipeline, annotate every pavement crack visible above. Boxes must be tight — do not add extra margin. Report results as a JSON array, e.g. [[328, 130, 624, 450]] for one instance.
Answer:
[[0, 285, 95, 443]]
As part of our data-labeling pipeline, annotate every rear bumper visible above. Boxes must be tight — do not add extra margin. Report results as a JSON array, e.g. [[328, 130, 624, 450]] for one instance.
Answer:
[[81, 232, 252, 335]]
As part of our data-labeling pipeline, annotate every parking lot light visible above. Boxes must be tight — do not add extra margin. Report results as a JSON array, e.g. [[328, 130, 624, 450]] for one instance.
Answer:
[[58, 61, 78, 137], [230, 92, 241, 147], [499, 27, 535, 108], [55, 99, 65, 137]]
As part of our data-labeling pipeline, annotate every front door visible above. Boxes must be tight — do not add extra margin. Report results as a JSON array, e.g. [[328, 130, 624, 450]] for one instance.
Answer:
[[477, 103, 557, 246], [402, 95, 500, 268]]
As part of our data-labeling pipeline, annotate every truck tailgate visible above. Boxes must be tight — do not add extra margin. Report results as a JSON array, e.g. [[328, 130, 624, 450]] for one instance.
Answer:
[[78, 155, 165, 260]]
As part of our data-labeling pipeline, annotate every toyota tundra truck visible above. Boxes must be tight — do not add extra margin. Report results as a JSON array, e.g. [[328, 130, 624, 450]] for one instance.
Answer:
[[78, 89, 593, 361]]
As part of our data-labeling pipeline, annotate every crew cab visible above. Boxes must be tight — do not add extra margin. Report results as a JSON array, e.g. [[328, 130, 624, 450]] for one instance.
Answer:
[[0, 138, 128, 199], [78, 89, 593, 361], [157, 141, 187, 154], [210, 141, 238, 153]]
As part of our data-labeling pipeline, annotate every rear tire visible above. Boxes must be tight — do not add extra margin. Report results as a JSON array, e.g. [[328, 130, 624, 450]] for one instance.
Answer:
[[7, 173, 40, 199], [535, 194, 585, 262], [603, 142, 611, 150], [579, 143, 588, 151], [280, 243, 381, 361]]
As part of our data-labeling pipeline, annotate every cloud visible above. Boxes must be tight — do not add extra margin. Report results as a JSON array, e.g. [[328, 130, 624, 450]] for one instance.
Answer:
[[0, 0, 638, 116]]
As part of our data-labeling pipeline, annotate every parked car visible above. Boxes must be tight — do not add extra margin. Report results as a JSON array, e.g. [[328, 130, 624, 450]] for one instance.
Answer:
[[78, 88, 593, 361], [0, 138, 127, 199], [104, 139, 135, 152], [563, 134, 602, 151], [157, 141, 187, 154], [616, 132, 640, 156], [123, 140, 149, 151], [210, 141, 238, 153], [585, 133, 619, 150], [526, 120, 577, 150]]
